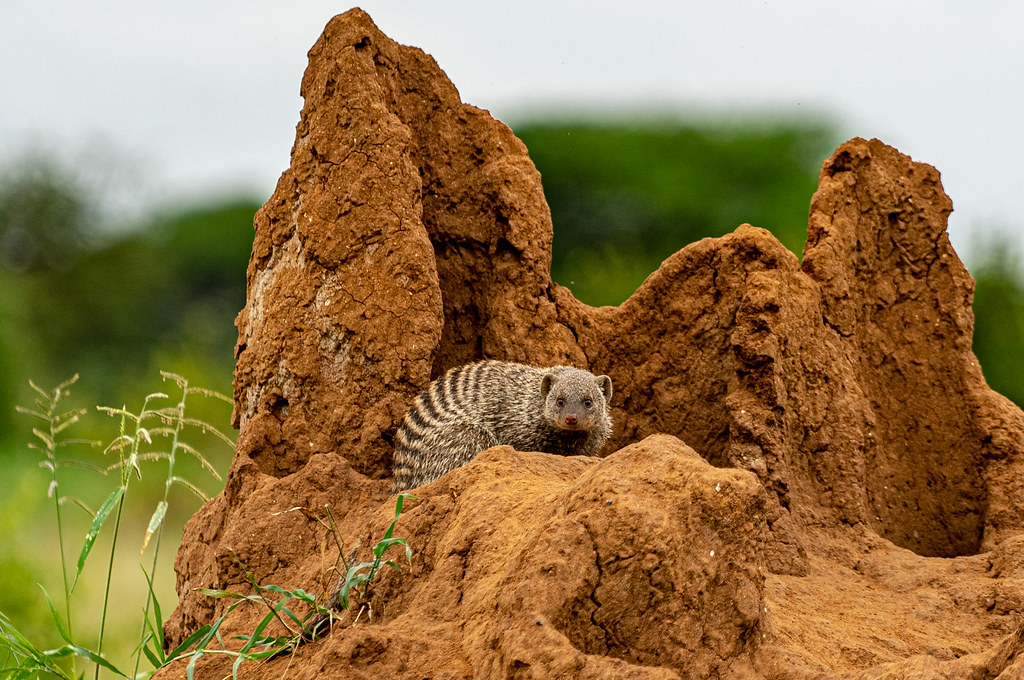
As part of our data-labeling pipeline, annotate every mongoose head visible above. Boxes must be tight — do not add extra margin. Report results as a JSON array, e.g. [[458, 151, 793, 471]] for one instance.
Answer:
[[540, 368, 613, 433]]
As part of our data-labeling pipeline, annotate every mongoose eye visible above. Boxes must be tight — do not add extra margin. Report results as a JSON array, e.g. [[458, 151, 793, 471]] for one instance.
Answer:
[[584, 399, 593, 408], [556, 398, 565, 407]]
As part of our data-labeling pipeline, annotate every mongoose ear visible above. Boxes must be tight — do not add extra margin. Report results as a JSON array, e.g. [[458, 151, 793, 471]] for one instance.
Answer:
[[596, 375, 612, 401], [541, 373, 556, 398]]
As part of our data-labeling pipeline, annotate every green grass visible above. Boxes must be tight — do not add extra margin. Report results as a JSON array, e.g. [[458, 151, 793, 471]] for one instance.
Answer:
[[0, 373, 233, 679], [164, 494, 413, 679], [1, 374, 414, 679]]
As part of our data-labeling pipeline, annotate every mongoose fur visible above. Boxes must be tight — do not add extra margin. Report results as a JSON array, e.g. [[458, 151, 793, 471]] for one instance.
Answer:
[[392, 360, 613, 491]]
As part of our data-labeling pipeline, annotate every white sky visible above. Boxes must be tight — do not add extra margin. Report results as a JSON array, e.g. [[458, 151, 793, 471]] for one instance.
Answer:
[[2, 2, 1022, 261]]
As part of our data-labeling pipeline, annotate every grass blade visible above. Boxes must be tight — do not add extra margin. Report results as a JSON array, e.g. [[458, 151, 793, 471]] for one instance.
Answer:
[[186, 650, 202, 680], [239, 606, 284, 654], [289, 588, 319, 607], [73, 487, 125, 590], [197, 588, 248, 600], [142, 636, 162, 668], [371, 536, 409, 559], [140, 567, 166, 664], [142, 500, 168, 554], [65, 643, 125, 677], [277, 604, 306, 632], [165, 624, 214, 661], [39, 586, 71, 643]]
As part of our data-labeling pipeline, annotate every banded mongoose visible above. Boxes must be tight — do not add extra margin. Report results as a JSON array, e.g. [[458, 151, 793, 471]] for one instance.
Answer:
[[392, 360, 613, 491]]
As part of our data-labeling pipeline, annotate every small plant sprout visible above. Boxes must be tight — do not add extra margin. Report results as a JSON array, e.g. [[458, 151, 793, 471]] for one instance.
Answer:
[[337, 492, 414, 621], [168, 494, 415, 677]]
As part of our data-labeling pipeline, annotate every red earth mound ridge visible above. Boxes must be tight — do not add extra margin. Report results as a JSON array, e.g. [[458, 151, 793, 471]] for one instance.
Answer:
[[159, 9, 1024, 679]]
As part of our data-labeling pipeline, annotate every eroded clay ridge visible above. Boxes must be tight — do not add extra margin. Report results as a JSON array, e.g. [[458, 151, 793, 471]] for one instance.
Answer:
[[162, 8, 1024, 679]]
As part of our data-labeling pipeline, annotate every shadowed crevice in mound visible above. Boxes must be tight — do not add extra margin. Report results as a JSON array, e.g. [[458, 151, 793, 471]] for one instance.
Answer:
[[160, 8, 1024, 679]]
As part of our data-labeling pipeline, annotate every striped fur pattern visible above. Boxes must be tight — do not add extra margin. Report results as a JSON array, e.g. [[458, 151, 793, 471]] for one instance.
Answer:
[[393, 360, 613, 491]]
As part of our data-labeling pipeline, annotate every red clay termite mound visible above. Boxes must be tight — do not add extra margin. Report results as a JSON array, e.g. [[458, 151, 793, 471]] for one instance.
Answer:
[[161, 8, 1024, 679]]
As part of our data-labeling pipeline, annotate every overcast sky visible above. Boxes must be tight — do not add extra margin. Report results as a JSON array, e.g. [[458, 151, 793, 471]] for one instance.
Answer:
[[2, 2, 1022, 261]]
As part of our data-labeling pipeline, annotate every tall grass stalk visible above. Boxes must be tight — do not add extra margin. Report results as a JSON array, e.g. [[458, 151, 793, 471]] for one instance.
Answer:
[[127, 372, 231, 679], [92, 384, 182, 677], [13, 374, 102, 678]]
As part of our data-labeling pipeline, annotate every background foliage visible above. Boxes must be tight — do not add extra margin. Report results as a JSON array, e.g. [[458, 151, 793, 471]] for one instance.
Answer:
[[1, 119, 1022, 669], [516, 120, 834, 305]]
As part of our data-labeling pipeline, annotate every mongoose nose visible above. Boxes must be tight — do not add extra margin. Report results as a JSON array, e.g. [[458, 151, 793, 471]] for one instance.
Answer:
[[564, 415, 578, 425]]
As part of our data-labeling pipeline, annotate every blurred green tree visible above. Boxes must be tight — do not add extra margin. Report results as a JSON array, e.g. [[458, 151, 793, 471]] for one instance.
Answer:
[[971, 233, 1024, 407], [0, 156, 102, 273], [2, 198, 256, 412], [514, 119, 836, 305], [0, 150, 257, 450]]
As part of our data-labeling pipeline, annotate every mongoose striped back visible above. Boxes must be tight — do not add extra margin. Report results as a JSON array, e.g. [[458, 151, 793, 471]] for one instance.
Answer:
[[393, 360, 613, 491]]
